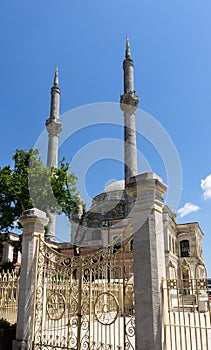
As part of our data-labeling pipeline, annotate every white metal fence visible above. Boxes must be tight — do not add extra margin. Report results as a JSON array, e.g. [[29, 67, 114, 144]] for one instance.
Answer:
[[163, 278, 211, 350], [0, 270, 19, 324]]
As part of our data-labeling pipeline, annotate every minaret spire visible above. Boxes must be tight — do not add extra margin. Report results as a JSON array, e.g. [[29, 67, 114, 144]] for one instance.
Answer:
[[125, 36, 131, 59], [45, 67, 62, 241], [49, 66, 60, 120], [54, 66, 59, 87], [120, 38, 139, 186]]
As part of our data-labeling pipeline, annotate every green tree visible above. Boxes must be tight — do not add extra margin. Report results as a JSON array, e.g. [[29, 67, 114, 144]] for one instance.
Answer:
[[0, 149, 81, 233]]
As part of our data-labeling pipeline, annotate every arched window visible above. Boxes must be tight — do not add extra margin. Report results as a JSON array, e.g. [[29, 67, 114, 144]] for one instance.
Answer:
[[180, 240, 190, 257], [113, 236, 121, 253]]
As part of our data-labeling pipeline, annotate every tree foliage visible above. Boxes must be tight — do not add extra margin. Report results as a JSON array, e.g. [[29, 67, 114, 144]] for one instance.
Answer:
[[0, 149, 81, 232]]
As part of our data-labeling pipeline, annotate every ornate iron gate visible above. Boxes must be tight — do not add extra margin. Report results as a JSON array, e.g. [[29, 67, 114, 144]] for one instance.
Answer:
[[33, 236, 135, 350]]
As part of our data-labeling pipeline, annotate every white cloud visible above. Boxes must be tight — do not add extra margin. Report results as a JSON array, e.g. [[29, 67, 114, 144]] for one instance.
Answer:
[[177, 202, 200, 218], [201, 174, 211, 199]]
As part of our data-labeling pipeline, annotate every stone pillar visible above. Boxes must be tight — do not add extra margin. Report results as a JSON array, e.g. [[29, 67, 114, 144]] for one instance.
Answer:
[[128, 172, 167, 350], [13, 208, 48, 350]]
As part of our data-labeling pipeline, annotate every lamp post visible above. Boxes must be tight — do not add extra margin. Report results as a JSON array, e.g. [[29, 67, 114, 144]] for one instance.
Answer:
[[102, 219, 112, 246], [102, 220, 112, 283]]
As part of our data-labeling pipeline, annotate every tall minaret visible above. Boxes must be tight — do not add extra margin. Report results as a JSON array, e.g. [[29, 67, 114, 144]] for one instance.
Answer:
[[45, 67, 62, 241], [120, 37, 139, 186]]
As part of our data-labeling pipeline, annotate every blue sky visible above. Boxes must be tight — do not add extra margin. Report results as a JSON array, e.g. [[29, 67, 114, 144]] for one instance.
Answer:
[[1, 1, 211, 272]]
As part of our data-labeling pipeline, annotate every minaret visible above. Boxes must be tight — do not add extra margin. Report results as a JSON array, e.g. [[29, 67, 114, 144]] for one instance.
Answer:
[[45, 67, 62, 241], [120, 37, 139, 186]]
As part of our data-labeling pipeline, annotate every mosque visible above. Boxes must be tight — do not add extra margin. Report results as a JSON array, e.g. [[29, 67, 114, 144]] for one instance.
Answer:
[[43, 38, 205, 281], [0, 39, 206, 282]]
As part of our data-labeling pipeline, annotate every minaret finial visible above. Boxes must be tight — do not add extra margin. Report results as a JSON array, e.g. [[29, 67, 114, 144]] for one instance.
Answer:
[[54, 66, 59, 87], [125, 36, 131, 59]]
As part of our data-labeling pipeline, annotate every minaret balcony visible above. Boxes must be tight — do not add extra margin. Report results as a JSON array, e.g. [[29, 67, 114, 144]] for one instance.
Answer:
[[46, 118, 62, 136], [120, 92, 139, 112]]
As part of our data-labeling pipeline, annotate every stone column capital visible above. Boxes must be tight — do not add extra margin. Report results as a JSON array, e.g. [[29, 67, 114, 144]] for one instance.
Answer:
[[135, 172, 167, 197], [20, 208, 49, 236], [127, 172, 168, 212]]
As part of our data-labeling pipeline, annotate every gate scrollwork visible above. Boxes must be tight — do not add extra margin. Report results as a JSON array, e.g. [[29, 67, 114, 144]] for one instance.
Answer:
[[47, 291, 66, 320], [94, 291, 119, 325]]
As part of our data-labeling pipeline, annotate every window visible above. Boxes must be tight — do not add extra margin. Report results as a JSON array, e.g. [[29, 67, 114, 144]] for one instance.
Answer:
[[113, 236, 121, 253], [173, 239, 176, 254], [169, 234, 171, 251], [13, 250, 18, 264], [208, 278, 211, 300], [180, 240, 190, 257], [130, 239, 134, 252]]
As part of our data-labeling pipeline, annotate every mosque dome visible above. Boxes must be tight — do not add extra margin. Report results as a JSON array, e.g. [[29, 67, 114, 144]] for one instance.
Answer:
[[103, 180, 125, 193], [90, 180, 125, 209]]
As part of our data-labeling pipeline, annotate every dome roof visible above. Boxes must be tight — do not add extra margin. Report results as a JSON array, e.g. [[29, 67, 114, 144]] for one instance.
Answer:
[[103, 180, 125, 193]]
